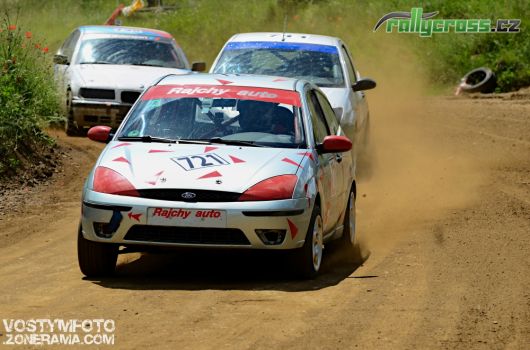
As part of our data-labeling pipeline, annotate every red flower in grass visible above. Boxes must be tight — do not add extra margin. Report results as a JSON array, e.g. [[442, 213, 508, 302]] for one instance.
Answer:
[[25, 31, 32, 39], [8, 25, 16, 31], [42, 47, 49, 53]]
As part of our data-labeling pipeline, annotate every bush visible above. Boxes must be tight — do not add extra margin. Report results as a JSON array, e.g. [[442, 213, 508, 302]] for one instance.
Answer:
[[0, 12, 61, 177]]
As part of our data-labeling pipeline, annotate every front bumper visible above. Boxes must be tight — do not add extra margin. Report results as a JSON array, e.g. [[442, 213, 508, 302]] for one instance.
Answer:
[[72, 100, 132, 129], [81, 189, 312, 250]]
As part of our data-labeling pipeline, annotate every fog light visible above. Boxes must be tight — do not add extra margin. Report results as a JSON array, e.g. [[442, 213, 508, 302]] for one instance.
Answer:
[[92, 211, 123, 238], [93, 222, 115, 238], [255, 229, 287, 245]]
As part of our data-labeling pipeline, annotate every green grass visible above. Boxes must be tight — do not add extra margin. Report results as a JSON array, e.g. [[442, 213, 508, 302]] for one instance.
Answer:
[[0, 10, 61, 177], [6, 0, 528, 92]]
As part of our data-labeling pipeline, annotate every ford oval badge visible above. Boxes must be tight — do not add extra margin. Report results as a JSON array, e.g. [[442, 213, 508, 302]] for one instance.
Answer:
[[181, 192, 196, 200]]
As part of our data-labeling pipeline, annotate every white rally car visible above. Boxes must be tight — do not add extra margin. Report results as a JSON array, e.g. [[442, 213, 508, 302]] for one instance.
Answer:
[[210, 32, 376, 165], [79, 74, 357, 278], [54, 25, 205, 136]]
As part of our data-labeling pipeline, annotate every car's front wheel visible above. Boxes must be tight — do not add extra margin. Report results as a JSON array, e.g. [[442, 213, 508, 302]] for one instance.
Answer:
[[77, 225, 118, 277], [342, 186, 361, 261], [65, 91, 84, 136], [292, 204, 323, 279]]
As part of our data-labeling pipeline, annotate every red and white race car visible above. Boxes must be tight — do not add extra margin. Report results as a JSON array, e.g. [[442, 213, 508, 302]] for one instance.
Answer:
[[79, 74, 357, 278]]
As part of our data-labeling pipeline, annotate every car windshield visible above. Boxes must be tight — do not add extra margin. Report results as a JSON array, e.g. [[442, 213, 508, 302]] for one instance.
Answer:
[[213, 41, 345, 88], [76, 38, 184, 68], [117, 85, 306, 149]]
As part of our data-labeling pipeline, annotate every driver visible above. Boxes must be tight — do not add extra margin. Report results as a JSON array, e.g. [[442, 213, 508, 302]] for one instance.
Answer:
[[237, 100, 277, 133], [270, 106, 295, 135]]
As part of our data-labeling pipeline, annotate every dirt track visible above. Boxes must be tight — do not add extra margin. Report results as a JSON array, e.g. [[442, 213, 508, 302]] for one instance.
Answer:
[[0, 91, 529, 349]]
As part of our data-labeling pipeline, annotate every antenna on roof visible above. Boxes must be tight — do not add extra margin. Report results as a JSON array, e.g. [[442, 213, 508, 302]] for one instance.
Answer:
[[282, 15, 287, 41]]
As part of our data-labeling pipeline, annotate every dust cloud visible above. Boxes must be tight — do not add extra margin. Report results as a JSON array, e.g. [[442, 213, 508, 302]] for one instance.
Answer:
[[354, 34, 483, 263]]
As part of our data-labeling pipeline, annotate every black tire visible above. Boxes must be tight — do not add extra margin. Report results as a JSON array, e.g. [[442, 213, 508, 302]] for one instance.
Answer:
[[77, 225, 118, 277], [291, 204, 323, 279], [460, 67, 497, 93], [65, 118, 83, 136], [65, 91, 84, 136], [342, 185, 361, 263]]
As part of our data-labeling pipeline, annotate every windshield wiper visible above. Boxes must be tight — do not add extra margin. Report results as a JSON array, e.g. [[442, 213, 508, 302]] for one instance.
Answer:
[[175, 139, 210, 145], [117, 136, 213, 145], [79, 61, 113, 65], [117, 135, 176, 143], [129, 63, 165, 67], [209, 137, 264, 147]]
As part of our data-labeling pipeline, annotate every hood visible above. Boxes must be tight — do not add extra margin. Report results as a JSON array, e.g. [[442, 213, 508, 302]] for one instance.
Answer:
[[320, 87, 348, 109], [73, 64, 191, 90], [94, 142, 309, 193]]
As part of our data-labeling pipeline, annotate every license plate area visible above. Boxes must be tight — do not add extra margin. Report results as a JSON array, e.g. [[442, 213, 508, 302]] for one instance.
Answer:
[[147, 208, 226, 228]]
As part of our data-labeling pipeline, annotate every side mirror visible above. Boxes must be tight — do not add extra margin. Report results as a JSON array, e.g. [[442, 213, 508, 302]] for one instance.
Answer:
[[316, 135, 352, 154], [191, 61, 206, 72], [53, 54, 69, 65], [87, 126, 112, 143], [352, 78, 376, 92]]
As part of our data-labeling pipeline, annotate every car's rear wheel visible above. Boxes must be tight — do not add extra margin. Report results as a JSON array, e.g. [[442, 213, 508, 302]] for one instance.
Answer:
[[292, 204, 323, 279], [77, 225, 118, 277], [342, 186, 361, 261]]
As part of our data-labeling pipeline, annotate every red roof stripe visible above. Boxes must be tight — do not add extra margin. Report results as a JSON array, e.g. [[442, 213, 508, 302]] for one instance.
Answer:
[[142, 84, 302, 107]]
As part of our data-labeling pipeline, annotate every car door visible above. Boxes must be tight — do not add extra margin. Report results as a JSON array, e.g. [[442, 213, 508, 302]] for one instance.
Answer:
[[340, 44, 367, 144], [54, 30, 80, 93], [314, 89, 348, 206], [307, 89, 342, 232]]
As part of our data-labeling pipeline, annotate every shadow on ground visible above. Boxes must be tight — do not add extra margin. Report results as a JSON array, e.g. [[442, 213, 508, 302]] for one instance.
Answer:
[[89, 242, 370, 292]]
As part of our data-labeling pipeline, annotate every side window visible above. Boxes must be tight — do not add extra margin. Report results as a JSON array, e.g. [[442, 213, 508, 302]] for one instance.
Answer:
[[341, 45, 357, 84], [306, 90, 331, 144], [315, 91, 339, 135], [59, 30, 80, 62]]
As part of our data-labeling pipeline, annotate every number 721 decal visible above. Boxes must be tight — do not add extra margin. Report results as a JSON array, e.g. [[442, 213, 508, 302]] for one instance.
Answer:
[[172, 153, 230, 171]]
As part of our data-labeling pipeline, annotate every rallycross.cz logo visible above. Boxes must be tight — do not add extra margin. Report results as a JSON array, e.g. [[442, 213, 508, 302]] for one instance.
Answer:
[[374, 7, 521, 37]]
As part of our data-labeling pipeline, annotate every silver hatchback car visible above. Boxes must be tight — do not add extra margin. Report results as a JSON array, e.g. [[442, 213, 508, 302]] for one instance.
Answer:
[[79, 74, 358, 278]]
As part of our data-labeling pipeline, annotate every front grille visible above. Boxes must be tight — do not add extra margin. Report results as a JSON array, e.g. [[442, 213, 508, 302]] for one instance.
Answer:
[[124, 225, 250, 245], [79, 88, 115, 99], [137, 189, 241, 202], [84, 115, 99, 123], [121, 91, 141, 104]]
